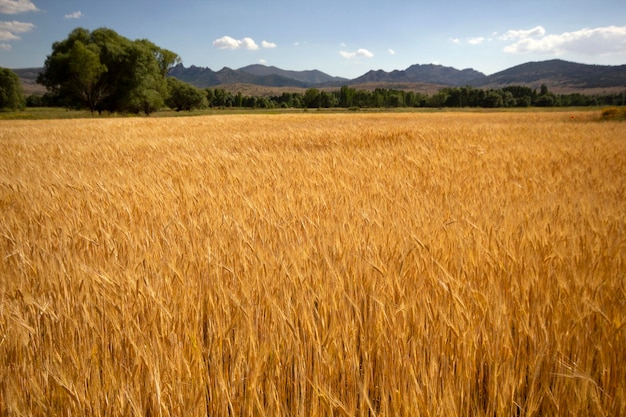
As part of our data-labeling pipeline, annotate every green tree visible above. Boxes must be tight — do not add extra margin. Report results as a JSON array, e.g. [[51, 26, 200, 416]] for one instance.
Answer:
[[388, 91, 405, 107], [533, 84, 557, 107], [319, 91, 337, 108], [205, 88, 215, 106], [290, 93, 304, 108], [502, 85, 534, 106], [443, 87, 466, 107], [373, 89, 388, 107], [429, 91, 449, 107], [166, 77, 208, 111], [482, 90, 503, 108], [124, 40, 171, 115], [38, 27, 179, 114], [339, 86, 355, 107], [211, 88, 230, 107], [0, 67, 25, 110], [303, 88, 320, 108], [26, 94, 45, 107], [534, 94, 555, 107], [501, 91, 516, 107]]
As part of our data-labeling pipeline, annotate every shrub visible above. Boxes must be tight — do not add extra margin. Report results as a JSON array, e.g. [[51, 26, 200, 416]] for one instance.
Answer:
[[600, 106, 626, 121]]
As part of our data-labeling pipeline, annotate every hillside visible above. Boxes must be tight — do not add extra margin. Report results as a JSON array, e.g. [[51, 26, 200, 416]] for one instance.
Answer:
[[11, 67, 46, 95], [475, 59, 626, 91]]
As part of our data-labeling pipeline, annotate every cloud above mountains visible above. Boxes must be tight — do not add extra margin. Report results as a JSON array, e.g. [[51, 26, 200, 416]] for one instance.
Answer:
[[453, 24, 626, 58], [340, 48, 374, 59], [261, 40, 276, 49], [213, 36, 276, 51], [503, 25, 626, 56], [499, 26, 546, 41]]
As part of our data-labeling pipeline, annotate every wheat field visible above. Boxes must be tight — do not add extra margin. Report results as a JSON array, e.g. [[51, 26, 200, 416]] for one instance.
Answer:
[[1, 111, 624, 416]]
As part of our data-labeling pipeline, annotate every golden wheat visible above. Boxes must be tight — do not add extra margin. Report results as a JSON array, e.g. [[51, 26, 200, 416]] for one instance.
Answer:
[[1, 111, 624, 416]]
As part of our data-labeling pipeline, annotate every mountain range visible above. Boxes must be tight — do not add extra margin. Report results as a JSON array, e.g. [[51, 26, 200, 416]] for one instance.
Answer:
[[167, 59, 626, 93], [13, 59, 626, 96]]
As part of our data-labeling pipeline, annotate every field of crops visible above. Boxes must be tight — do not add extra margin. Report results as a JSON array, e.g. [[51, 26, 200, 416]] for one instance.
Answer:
[[1, 111, 624, 416]]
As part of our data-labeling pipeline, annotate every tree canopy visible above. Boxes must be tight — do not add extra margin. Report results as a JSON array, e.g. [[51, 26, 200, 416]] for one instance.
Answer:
[[0, 67, 25, 111], [38, 27, 180, 114]]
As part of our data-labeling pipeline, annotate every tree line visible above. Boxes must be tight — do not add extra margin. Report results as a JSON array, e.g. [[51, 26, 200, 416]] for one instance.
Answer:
[[199, 85, 625, 110], [1, 27, 625, 113]]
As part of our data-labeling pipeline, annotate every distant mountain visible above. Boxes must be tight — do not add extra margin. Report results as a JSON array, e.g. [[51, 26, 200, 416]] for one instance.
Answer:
[[239, 64, 347, 85], [167, 63, 343, 89], [11, 67, 46, 95], [350, 64, 487, 86], [475, 59, 626, 90]]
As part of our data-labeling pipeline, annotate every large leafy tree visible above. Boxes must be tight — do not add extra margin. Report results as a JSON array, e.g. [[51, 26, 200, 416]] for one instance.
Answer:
[[0, 67, 26, 110], [38, 27, 179, 114]]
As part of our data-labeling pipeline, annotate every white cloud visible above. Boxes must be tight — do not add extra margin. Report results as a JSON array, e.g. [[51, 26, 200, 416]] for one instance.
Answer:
[[213, 36, 239, 49], [0, 20, 34, 40], [500, 25, 546, 41], [0, 0, 39, 14], [467, 37, 485, 45], [451, 36, 490, 45], [64, 11, 83, 20], [0, 42, 10, 50], [259, 59, 267, 64], [340, 48, 374, 59], [239, 37, 258, 50], [0, 20, 34, 32], [213, 36, 259, 50], [261, 40, 276, 49], [388, 48, 396, 55], [504, 25, 626, 55], [0, 30, 18, 40], [358, 48, 374, 58]]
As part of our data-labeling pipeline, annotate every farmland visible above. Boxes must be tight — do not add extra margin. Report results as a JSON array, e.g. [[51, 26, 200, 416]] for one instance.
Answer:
[[1, 111, 625, 416]]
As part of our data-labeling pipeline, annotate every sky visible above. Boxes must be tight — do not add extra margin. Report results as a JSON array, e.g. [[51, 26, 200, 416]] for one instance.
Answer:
[[0, 0, 625, 79]]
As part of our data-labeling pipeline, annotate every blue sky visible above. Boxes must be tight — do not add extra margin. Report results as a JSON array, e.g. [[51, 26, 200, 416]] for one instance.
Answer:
[[0, 0, 625, 78]]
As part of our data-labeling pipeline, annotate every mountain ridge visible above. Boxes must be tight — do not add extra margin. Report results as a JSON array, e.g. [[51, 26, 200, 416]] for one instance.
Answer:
[[168, 59, 626, 92], [238, 64, 348, 85], [350, 64, 487, 86], [474, 59, 626, 90]]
